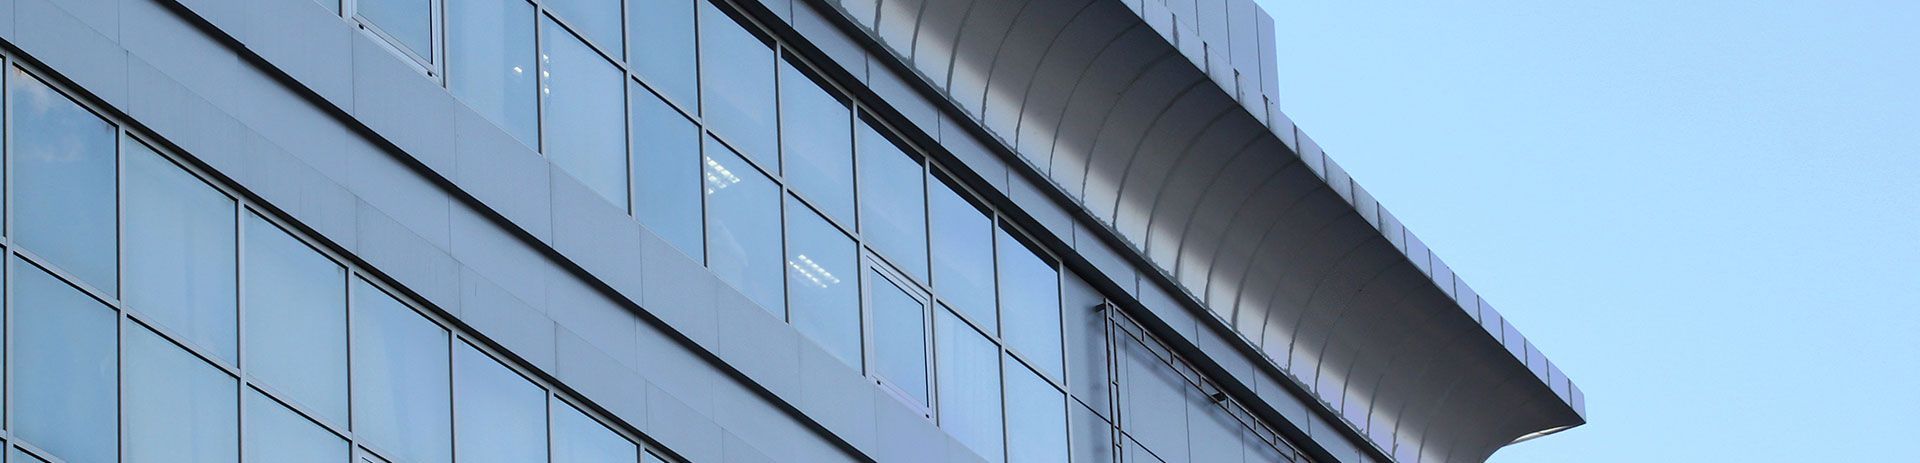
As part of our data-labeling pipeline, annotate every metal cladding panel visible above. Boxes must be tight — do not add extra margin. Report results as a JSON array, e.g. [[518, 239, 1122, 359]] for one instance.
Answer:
[[816, 0, 1583, 461]]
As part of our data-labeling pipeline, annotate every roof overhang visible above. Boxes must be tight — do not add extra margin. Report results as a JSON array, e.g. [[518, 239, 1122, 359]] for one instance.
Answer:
[[817, 0, 1586, 460]]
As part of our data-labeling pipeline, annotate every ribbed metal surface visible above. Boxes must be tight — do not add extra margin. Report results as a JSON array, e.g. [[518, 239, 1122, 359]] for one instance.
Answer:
[[818, 0, 1585, 461]]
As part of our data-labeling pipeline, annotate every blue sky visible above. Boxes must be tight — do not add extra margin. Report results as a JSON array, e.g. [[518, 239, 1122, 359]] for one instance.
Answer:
[[1251, 0, 1920, 460]]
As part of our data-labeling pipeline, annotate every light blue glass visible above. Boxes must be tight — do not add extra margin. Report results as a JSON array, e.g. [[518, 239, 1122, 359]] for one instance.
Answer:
[[785, 197, 860, 368], [643, 452, 669, 463], [10, 448, 47, 463], [704, 138, 785, 314], [14, 262, 117, 463], [455, 342, 548, 463], [990, 230, 1067, 380], [858, 120, 928, 282], [352, 278, 452, 463], [553, 400, 638, 463], [779, 59, 855, 222], [449, 0, 537, 147], [998, 229, 1063, 379], [543, 18, 630, 206], [699, 0, 777, 166], [358, 0, 433, 60], [11, 68, 117, 294], [631, 84, 705, 259], [126, 142, 239, 364], [930, 174, 996, 332], [871, 270, 928, 407], [937, 308, 1004, 462], [245, 389, 350, 463], [244, 212, 350, 426], [629, 0, 697, 106], [1003, 357, 1068, 463], [545, 0, 621, 53], [125, 324, 239, 463]]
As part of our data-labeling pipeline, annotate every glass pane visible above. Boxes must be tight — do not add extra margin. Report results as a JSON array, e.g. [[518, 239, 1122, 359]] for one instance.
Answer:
[[998, 229, 1063, 379], [544, 0, 621, 54], [936, 308, 1004, 462], [858, 120, 928, 282], [543, 18, 630, 207], [126, 142, 239, 364], [12, 68, 117, 294], [779, 58, 854, 222], [785, 198, 860, 368], [352, 278, 452, 463], [10, 449, 48, 463], [125, 324, 239, 463], [871, 270, 928, 407], [628, 0, 696, 106], [14, 262, 117, 463], [631, 85, 704, 259], [704, 138, 784, 314], [698, 0, 776, 167], [455, 343, 548, 463], [448, 0, 537, 146], [643, 452, 669, 463], [930, 174, 995, 332], [245, 389, 350, 463], [244, 213, 350, 426], [552, 401, 638, 463], [1003, 357, 1068, 463], [358, 0, 433, 60]]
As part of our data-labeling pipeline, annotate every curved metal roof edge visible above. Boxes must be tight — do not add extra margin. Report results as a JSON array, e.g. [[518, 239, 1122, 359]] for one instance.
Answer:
[[1115, 0, 1586, 424], [787, 0, 1587, 459]]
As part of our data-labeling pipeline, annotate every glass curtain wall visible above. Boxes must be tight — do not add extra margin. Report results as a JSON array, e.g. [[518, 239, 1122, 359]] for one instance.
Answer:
[[0, 60, 671, 463]]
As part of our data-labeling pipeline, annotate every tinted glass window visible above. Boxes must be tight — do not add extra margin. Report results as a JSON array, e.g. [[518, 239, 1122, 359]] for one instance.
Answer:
[[126, 142, 238, 364], [937, 308, 1004, 462], [544, 0, 621, 53], [243, 213, 350, 426], [455, 343, 548, 463], [357, 0, 433, 60], [125, 324, 238, 463], [351, 278, 452, 463], [448, 0, 537, 146], [245, 390, 350, 463], [15, 262, 117, 463], [553, 401, 638, 463], [999, 229, 1063, 379], [785, 197, 860, 368], [12, 69, 117, 294], [698, 0, 777, 167], [1003, 357, 1069, 463], [10, 448, 48, 463], [779, 58, 854, 222], [704, 138, 785, 313], [544, 18, 630, 206], [628, 0, 696, 106], [871, 270, 929, 407], [857, 120, 928, 281], [631, 84, 705, 259], [929, 174, 995, 332]]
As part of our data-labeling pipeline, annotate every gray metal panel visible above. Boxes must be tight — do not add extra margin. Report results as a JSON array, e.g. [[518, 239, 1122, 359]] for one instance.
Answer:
[[459, 267, 558, 372], [16, 0, 128, 110], [555, 325, 651, 423], [452, 107, 554, 242], [548, 167, 646, 301]]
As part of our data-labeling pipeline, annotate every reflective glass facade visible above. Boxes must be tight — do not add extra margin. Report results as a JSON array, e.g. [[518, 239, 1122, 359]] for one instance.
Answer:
[[0, 0, 1513, 460], [0, 61, 670, 463]]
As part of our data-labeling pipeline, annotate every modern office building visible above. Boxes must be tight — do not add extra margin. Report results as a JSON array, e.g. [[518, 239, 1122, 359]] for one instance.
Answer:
[[0, 0, 1583, 461]]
